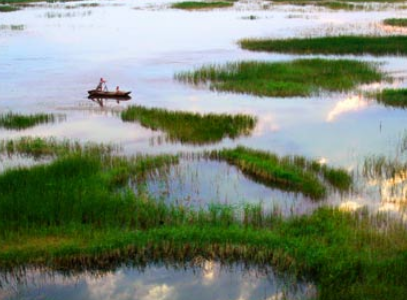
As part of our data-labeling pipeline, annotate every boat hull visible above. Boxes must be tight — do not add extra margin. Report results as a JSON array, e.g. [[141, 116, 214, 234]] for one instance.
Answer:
[[88, 90, 131, 98]]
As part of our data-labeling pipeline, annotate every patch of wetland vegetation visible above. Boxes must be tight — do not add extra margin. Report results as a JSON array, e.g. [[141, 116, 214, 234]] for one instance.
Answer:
[[0, 4, 19, 11], [176, 59, 383, 97], [0, 139, 406, 299], [274, 0, 359, 9], [44, 10, 92, 18], [171, 1, 235, 10], [240, 36, 407, 56], [375, 89, 407, 108], [209, 146, 352, 200], [0, 24, 24, 30], [121, 105, 257, 145], [64, 2, 99, 9], [383, 18, 407, 27], [0, 136, 119, 158], [0, 112, 63, 130], [315, 1, 358, 9]]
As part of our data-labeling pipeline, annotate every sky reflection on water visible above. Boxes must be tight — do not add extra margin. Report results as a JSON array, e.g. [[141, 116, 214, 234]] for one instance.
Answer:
[[0, 262, 316, 300]]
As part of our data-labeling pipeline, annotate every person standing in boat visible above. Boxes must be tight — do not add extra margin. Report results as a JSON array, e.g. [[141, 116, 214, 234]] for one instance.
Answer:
[[96, 78, 106, 91]]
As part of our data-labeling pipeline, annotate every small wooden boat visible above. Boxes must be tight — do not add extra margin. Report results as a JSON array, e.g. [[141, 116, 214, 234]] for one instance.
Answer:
[[88, 89, 131, 98]]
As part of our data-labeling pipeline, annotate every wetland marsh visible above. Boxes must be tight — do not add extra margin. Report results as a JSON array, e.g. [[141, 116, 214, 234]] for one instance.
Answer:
[[1, 0, 407, 299]]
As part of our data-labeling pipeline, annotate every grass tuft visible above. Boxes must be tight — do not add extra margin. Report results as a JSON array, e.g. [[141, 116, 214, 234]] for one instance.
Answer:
[[176, 59, 383, 97], [121, 105, 257, 144], [375, 89, 407, 108], [0, 4, 19, 11], [171, 1, 234, 9], [0, 112, 60, 130], [0, 136, 118, 158], [383, 18, 407, 27]]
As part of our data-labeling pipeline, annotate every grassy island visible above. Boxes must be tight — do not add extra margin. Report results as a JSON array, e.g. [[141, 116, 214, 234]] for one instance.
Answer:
[[375, 88, 407, 108], [171, 1, 234, 10], [176, 59, 383, 97], [240, 36, 407, 56], [121, 105, 257, 144], [383, 18, 407, 27], [210, 146, 352, 200], [0, 112, 60, 130], [0, 4, 19, 11]]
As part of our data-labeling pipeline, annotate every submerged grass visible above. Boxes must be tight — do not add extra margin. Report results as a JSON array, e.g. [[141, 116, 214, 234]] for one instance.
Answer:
[[383, 18, 407, 27], [0, 112, 59, 130], [171, 1, 234, 9], [121, 105, 256, 144], [176, 59, 383, 97], [240, 36, 407, 56], [375, 89, 407, 108], [209, 146, 352, 200]]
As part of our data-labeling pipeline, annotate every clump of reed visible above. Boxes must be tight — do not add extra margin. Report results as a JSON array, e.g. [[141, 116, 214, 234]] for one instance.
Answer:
[[0, 24, 24, 30], [240, 36, 407, 56], [65, 2, 99, 9], [383, 19, 407, 27], [208, 146, 352, 200], [0, 112, 60, 130], [375, 88, 407, 108], [0, 4, 19, 12], [315, 1, 355, 10], [363, 154, 407, 180], [0, 136, 118, 158], [171, 1, 234, 9], [175, 59, 383, 97], [121, 105, 257, 144]]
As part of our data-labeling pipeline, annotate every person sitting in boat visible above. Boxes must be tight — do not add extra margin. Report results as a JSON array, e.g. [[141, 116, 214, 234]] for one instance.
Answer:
[[96, 78, 106, 91]]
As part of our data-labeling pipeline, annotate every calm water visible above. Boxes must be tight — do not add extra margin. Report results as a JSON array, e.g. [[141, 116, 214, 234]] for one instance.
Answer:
[[1, 0, 407, 296], [1, 0, 406, 211], [0, 262, 316, 300]]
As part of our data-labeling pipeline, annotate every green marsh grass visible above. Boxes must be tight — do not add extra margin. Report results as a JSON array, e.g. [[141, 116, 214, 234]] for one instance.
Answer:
[[209, 146, 352, 199], [2, 206, 407, 300], [384, 18, 407, 27], [0, 112, 59, 130], [315, 1, 355, 9], [375, 89, 407, 108], [240, 36, 407, 56], [0, 24, 24, 30], [176, 59, 383, 97], [0, 4, 19, 11], [171, 1, 234, 9], [0, 136, 117, 158], [121, 105, 257, 144], [0, 140, 178, 231], [276, 1, 358, 9], [0, 139, 406, 299]]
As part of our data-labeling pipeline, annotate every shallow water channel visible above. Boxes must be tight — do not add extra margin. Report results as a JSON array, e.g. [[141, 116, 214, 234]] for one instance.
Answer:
[[1, 0, 407, 297]]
